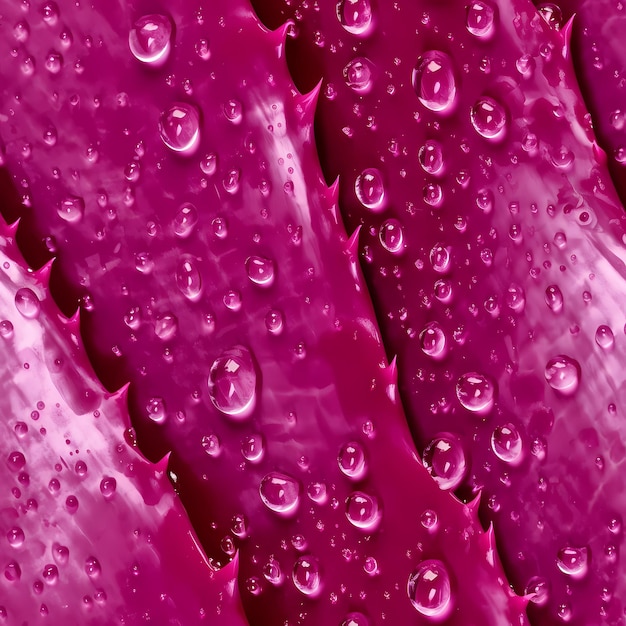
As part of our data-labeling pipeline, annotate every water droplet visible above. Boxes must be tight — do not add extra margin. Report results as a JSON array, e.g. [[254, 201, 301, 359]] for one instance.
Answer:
[[0, 320, 14, 338], [223, 290, 242, 312], [379, 219, 404, 253], [307, 482, 328, 504], [343, 57, 373, 92], [201, 434, 220, 457], [341, 613, 369, 626], [355, 168, 385, 211], [265, 309, 284, 335], [4, 561, 21, 582], [538, 3, 563, 29], [263, 557, 283, 585], [52, 544, 69, 565], [223, 99, 242, 123], [419, 322, 447, 359], [336, 0, 373, 35], [491, 423, 523, 464], [525, 576, 549, 606], [259, 472, 300, 515], [99, 477, 116, 498], [6, 527, 24, 547], [173, 203, 198, 238], [200, 152, 217, 176], [208, 346, 257, 418], [85, 556, 101, 578], [129, 15, 172, 66], [407, 560, 452, 618], [57, 196, 84, 223], [412, 51, 457, 113], [146, 397, 166, 423], [7, 451, 26, 472], [246, 256, 275, 287], [159, 103, 201, 155], [241, 433, 265, 463], [423, 434, 466, 490], [505, 283, 526, 312], [154, 313, 178, 340], [44, 51, 62, 74], [345, 492, 381, 530], [418, 140, 444, 175], [338, 441, 367, 480], [15, 289, 40, 319], [470, 97, 507, 139], [421, 509, 438, 531], [545, 285, 563, 312], [429, 244, 451, 273], [595, 325, 614, 350], [466, 1, 496, 38], [134, 252, 154, 274], [456, 372, 496, 414], [556, 546, 589, 579], [42, 564, 58, 584], [545, 356, 580, 396], [176, 257, 202, 300], [292, 556, 321, 596]]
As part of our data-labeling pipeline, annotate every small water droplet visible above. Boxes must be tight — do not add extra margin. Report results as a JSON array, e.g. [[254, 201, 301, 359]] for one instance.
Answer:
[[419, 322, 447, 359], [129, 15, 172, 66], [6, 527, 24, 547], [379, 219, 404, 253], [159, 103, 201, 155], [505, 283, 526, 312], [556, 546, 588, 579], [307, 482, 328, 504], [412, 51, 457, 113], [545, 356, 580, 396], [246, 256, 275, 287], [52, 544, 69, 565], [338, 441, 367, 480], [145, 397, 166, 423], [343, 57, 373, 92], [355, 168, 385, 211], [345, 492, 381, 530], [99, 477, 116, 498], [0, 320, 14, 339], [15, 289, 40, 319], [154, 313, 178, 340], [241, 433, 265, 463], [491, 423, 523, 464], [538, 3, 563, 29], [42, 564, 58, 584], [423, 434, 466, 490], [336, 0, 373, 35], [292, 556, 321, 596], [418, 140, 444, 175], [85, 556, 101, 578], [223, 99, 242, 123], [407, 560, 452, 618], [456, 372, 496, 414], [176, 257, 202, 300], [44, 51, 63, 74], [421, 509, 438, 531], [201, 434, 221, 457], [525, 576, 549, 605], [263, 557, 283, 585], [57, 196, 85, 223], [208, 346, 257, 418], [265, 309, 284, 335], [595, 325, 614, 350], [223, 290, 242, 311], [466, 0, 496, 37], [259, 472, 300, 515], [173, 203, 198, 238], [429, 244, 451, 273], [470, 97, 507, 139]]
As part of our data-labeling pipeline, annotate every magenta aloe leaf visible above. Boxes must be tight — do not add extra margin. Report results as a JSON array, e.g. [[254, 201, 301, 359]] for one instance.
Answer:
[[0, 0, 528, 624], [251, 0, 626, 623], [0, 220, 247, 625]]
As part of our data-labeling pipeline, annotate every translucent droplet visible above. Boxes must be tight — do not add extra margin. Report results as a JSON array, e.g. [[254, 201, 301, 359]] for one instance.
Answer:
[[419, 322, 447, 359], [176, 258, 202, 300], [241, 433, 265, 463], [15, 288, 40, 319], [429, 244, 451, 273], [595, 325, 614, 350], [44, 51, 62, 74], [99, 477, 116, 498], [265, 309, 284, 335], [0, 320, 14, 338], [4, 561, 21, 581], [259, 472, 300, 515], [129, 14, 172, 66], [173, 203, 198, 238], [336, 0, 372, 35], [412, 51, 457, 113], [538, 3, 563, 29], [307, 482, 328, 504], [491, 423, 523, 465], [505, 283, 526, 312], [345, 491, 381, 530], [355, 168, 385, 211], [42, 564, 58, 584], [146, 397, 166, 423], [423, 434, 466, 490], [418, 140, 444, 175], [208, 346, 257, 418], [379, 219, 404, 253], [341, 613, 369, 626], [525, 576, 549, 606], [456, 372, 496, 414], [159, 103, 201, 155], [407, 560, 452, 618], [556, 546, 589, 579], [223, 290, 242, 312], [57, 196, 85, 223], [223, 99, 242, 123], [263, 557, 283, 585], [545, 285, 563, 313], [421, 509, 438, 531], [343, 57, 373, 92], [544, 356, 580, 396], [246, 256, 275, 287], [338, 441, 367, 480], [84, 556, 101, 578], [154, 313, 178, 341], [52, 543, 69, 565], [466, 1, 496, 38], [470, 97, 507, 139], [6, 527, 24, 547], [201, 434, 220, 457], [292, 556, 321, 596]]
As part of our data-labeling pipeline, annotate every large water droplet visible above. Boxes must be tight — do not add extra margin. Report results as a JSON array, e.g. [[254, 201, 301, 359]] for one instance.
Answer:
[[595, 325, 614, 350], [292, 556, 321, 596], [538, 3, 563, 29], [338, 441, 367, 480], [379, 219, 404, 253], [173, 203, 198, 238], [345, 492, 381, 530], [456, 372, 495, 414], [341, 613, 369, 626], [246, 256, 275, 287], [419, 322, 447, 359], [146, 397, 166, 423], [419, 140, 444, 175], [15, 288, 40, 319], [355, 168, 385, 211], [491, 423, 523, 465], [241, 433, 265, 463], [176, 257, 202, 300], [408, 560, 452, 618], [57, 196, 85, 223], [470, 97, 507, 139], [99, 477, 117, 498], [412, 51, 457, 113], [466, 1, 496, 38], [208, 346, 257, 418], [159, 103, 201, 155], [544, 356, 580, 396], [336, 0, 373, 35], [545, 285, 563, 313], [129, 15, 172, 66], [259, 472, 300, 515], [556, 546, 589, 579], [429, 244, 451, 273], [423, 434, 466, 490], [343, 57, 373, 92]]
